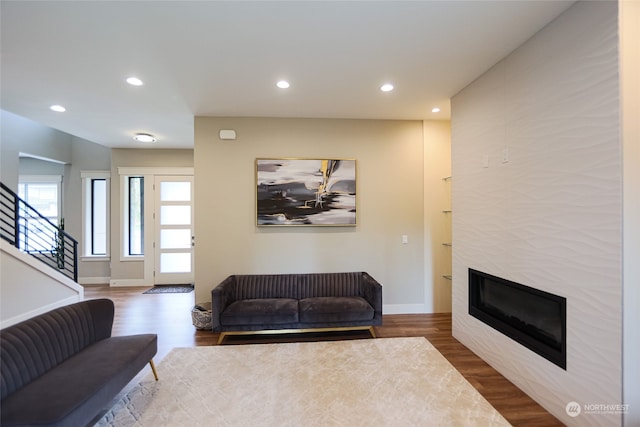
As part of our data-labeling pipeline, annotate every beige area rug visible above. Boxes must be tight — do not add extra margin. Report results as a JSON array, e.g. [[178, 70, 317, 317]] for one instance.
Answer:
[[95, 337, 511, 427]]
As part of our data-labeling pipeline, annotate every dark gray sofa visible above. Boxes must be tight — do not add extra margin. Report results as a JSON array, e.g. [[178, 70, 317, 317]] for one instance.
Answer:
[[0, 299, 157, 427], [211, 272, 383, 343]]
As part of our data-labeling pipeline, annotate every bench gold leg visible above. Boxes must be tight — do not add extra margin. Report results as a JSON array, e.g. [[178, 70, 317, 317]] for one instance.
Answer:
[[217, 332, 228, 345], [149, 359, 159, 381], [217, 326, 377, 344]]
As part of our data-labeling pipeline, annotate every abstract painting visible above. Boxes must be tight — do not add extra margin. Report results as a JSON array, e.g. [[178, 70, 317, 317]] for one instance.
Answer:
[[256, 158, 356, 226]]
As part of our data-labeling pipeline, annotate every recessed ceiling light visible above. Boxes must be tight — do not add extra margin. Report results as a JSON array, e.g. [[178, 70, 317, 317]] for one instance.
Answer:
[[126, 77, 144, 86], [50, 105, 66, 112], [276, 80, 290, 89], [380, 83, 394, 92], [432, 107, 441, 113], [133, 133, 156, 143]]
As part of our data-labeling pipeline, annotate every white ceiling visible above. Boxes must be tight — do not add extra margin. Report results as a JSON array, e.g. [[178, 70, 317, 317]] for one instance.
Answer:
[[1, 1, 574, 149]]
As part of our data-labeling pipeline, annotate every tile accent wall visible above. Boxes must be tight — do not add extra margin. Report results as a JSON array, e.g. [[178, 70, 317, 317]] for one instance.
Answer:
[[451, 2, 621, 426]]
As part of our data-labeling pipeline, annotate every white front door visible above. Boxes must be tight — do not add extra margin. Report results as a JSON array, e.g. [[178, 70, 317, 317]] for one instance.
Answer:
[[154, 176, 194, 285]]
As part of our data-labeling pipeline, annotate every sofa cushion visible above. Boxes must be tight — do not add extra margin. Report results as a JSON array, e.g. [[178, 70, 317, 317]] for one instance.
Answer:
[[0, 334, 157, 427], [221, 299, 299, 326], [299, 297, 374, 323]]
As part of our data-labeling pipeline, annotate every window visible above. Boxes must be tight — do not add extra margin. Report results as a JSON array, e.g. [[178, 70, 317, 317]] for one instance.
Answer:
[[18, 175, 61, 252], [121, 176, 144, 257], [82, 171, 110, 258], [128, 177, 144, 255], [18, 176, 61, 223]]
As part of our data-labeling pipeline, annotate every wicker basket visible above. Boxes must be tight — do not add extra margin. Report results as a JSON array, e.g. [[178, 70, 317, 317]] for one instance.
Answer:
[[191, 302, 212, 330]]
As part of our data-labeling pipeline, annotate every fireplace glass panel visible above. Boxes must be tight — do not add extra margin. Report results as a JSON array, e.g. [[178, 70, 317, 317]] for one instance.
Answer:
[[469, 269, 566, 369]]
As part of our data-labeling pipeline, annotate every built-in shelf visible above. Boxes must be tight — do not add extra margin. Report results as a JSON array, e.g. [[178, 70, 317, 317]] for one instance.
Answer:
[[441, 177, 452, 288]]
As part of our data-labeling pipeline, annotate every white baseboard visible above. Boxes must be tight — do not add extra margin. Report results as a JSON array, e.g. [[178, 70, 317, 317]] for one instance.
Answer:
[[109, 278, 153, 287], [383, 303, 428, 314], [78, 276, 111, 285]]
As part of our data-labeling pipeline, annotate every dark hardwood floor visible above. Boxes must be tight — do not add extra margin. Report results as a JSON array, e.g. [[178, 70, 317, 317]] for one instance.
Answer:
[[83, 285, 563, 427]]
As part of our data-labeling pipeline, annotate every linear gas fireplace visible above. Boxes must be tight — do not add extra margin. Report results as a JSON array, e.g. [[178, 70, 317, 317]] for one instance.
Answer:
[[468, 269, 566, 369]]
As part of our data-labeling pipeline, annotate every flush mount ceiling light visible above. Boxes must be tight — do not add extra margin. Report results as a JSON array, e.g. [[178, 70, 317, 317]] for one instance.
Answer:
[[380, 83, 394, 92], [133, 133, 156, 143], [432, 107, 441, 113], [50, 105, 66, 112], [276, 80, 290, 89], [126, 77, 144, 86]]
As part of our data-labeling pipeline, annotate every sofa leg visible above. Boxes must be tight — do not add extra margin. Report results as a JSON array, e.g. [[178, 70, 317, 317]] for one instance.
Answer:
[[369, 326, 377, 338], [149, 359, 159, 381]]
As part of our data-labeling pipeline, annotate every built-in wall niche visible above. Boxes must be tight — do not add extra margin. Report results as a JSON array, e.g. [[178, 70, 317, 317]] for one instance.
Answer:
[[468, 269, 566, 369]]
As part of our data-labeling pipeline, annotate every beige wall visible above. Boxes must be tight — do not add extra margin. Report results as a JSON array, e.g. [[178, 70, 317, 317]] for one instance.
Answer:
[[452, 2, 624, 425], [423, 121, 452, 312], [1, 110, 72, 190], [194, 117, 450, 312], [1, 110, 113, 284], [68, 137, 112, 282], [109, 148, 194, 284]]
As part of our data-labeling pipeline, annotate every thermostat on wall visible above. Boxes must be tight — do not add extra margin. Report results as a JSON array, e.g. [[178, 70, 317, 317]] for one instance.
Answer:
[[219, 130, 236, 140]]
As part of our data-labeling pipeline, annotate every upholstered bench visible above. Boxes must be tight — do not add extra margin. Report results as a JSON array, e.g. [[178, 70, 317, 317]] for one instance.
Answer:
[[211, 272, 383, 344]]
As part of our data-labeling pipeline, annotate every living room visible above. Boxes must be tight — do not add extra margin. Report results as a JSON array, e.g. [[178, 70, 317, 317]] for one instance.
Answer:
[[1, 1, 638, 426]]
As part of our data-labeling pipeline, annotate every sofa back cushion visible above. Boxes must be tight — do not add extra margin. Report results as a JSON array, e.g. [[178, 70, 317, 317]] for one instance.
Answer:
[[299, 272, 363, 299], [231, 272, 364, 301], [233, 274, 301, 300], [0, 299, 114, 400]]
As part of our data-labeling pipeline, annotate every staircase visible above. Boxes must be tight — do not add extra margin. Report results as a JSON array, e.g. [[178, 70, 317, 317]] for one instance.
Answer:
[[1, 182, 77, 281], [1, 181, 83, 328]]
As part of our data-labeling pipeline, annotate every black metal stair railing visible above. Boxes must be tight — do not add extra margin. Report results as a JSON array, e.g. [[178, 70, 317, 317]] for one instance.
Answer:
[[0, 182, 78, 282]]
